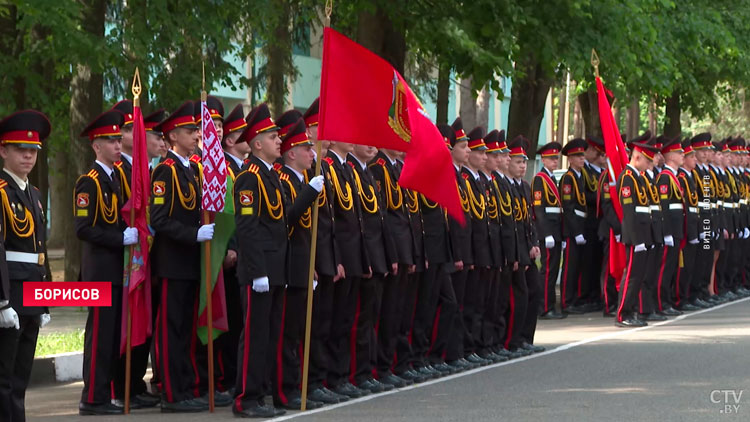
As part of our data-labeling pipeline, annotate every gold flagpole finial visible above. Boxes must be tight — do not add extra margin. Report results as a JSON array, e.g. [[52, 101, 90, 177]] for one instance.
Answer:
[[325, 0, 333, 26], [591, 49, 600, 78], [201, 61, 207, 102], [131, 67, 142, 108]]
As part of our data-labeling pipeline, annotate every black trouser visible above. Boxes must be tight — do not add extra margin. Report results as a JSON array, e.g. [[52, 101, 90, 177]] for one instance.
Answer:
[[234, 285, 284, 409], [600, 240, 619, 312], [520, 265, 541, 345], [639, 245, 661, 314], [656, 244, 680, 311], [352, 274, 383, 384], [494, 266, 513, 349], [445, 268, 468, 362], [675, 243, 698, 307], [377, 266, 409, 376], [411, 264, 443, 368], [504, 268, 528, 350], [479, 268, 501, 353], [155, 279, 198, 403], [726, 238, 743, 290], [427, 267, 458, 365], [694, 237, 714, 299], [273, 286, 307, 405], [0, 315, 40, 422], [393, 271, 420, 374], [327, 276, 360, 387], [462, 267, 488, 356], [560, 239, 585, 309], [617, 246, 649, 321], [582, 234, 604, 304], [216, 267, 242, 392], [82, 286, 123, 405], [540, 243, 562, 313], [308, 275, 334, 390]]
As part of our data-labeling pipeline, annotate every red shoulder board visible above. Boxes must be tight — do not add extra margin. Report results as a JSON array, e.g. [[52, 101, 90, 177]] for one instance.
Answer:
[[623, 168, 632, 176], [347, 161, 356, 169], [376, 158, 386, 166], [114, 160, 123, 168], [272, 162, 282, 172], [243, 158, 250, 165], [248, 164, 260, 174], [324, 157, 334, 165], [189, 154, 201, 164], [0, 180, 7, 190], [87, 169, 99, 179], [279, 173, 289, 181], [491, 174, 496, 180], [462, 173, 470, 180], [163, 158, 175, 167]]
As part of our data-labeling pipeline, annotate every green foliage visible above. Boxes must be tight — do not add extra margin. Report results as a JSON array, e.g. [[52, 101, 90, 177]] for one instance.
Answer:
[[35, 329, 85, 357]]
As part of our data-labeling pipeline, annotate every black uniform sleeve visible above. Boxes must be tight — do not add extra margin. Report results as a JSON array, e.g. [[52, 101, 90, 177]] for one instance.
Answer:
[[234, 171, 266, 280], [288, 184, 319, 226], [74, 176, 123, 248], [149, 164, 200, 244], [600, 174, 622, 235], [560, 173, 584, 237], [0, 190, 9, 305]]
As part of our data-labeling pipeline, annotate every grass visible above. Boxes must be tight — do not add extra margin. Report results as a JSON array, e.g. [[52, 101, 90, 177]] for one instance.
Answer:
[[35, 329, 85, 357]]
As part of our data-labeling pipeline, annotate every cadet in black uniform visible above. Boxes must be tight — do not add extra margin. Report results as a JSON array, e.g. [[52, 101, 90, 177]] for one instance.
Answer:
[[615, 140, 659, 327], [75, 110, 134, 415], [581, 137, 606, 310], [559, 138, 589, 314], [692, 133, 720, 306], [533, 142, 565, 319], [596, 160, 622, 317], [273, 116, 324, 410], [676, 139, 703, 310], [111, 100, 135, 192], [232, 104, 321, 418], [150, 101, 215, 413], [0, 110, 51, 422]]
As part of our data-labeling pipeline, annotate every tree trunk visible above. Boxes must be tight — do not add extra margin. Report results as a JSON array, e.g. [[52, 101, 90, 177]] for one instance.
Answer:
[[475, 85, 490, 131], [356, 3, 406, 74], [555, 84, 566, 142], [506, 54, 552, 159], [264, 0, 291, 117], [663, 92, 681, 137], [573, 97, 583, 138], [626, 99, 639, 140], [648, 97, 657, 135], [436, 63, 450, 125], [65, 0, 105, 282], [459, 76, 477, 130], [577, 89, 601, 139]]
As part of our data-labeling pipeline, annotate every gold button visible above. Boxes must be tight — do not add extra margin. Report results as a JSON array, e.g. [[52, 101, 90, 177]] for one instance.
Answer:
[[27, 131, 33, 138]]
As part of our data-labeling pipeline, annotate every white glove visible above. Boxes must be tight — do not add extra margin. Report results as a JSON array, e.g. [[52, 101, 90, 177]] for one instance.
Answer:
[[37, 313, 50, 328], [615, 234, 621, 242], [252, 276, 269, 293], [561, 241, 567, 250], [664, 235, 674, 247], [197, 223, 215, 242], [689, 238, 699, 245], [309, 175, 325, 193], [313, 280, 318, 291], [699, 232, 707, 240], [0, 307, 19, 330], [745, 228, 750, 238], [544, 236, 555, 249], [123, 227, 139, 246], [575, 234, 586, 245], [634, 243, 647, 253]]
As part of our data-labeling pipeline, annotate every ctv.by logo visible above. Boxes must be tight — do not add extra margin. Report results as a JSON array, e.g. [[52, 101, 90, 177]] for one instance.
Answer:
[[710, 389, 743, 414]]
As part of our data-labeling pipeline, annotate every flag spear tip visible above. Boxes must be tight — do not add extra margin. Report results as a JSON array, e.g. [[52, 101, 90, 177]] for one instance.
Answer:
[[590, 49, 600, 78], [131, 67, 142, 107]]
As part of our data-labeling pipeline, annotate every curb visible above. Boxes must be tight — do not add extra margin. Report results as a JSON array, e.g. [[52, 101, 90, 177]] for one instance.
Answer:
[[30, 352, 82, 386]]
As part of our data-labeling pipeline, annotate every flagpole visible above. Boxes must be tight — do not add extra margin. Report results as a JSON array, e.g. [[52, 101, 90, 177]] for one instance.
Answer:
[[123, 67, 142, 415], [201, 62, 216, 413], [300, 0, 332, 411]]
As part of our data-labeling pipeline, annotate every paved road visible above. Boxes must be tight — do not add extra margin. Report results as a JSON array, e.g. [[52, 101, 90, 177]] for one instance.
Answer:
[[27, 298, 750, 421]]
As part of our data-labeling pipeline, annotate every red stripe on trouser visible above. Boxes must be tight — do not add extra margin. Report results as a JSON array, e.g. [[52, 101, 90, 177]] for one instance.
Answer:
[[217, 353, 225, 391], [190, 299, 200, 398], [154, 307, 162, 393], [161, 279, 174, 403], [675, 246, 684, 306], [87, 307, 100, 403], [349, 293, 361, 384], [276, 291, 288, 405], [602, 259, 609, 309], [427, 305, 441, 358], [544, 248, 550, 312], [656, 246, 668, 311], [235, 287, 252, 411], [504, 285, 515, 350], [616, 246, 635, 321], [561, 241, 571, 308]]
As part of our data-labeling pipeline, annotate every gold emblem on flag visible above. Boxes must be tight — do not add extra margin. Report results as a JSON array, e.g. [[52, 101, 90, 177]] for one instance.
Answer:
[[388, 71, 411, 143]]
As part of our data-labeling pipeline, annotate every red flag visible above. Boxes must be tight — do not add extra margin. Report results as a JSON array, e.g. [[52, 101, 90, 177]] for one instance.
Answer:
[[318, 27, 463, 223], [596, 76, 628, 284], [119, 105, 152, 355]]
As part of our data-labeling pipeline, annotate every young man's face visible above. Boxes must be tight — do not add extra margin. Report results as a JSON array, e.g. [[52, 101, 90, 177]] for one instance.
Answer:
[[330, 141, 354, 154], [170, 127, 199, 155], [568, 154, 585, 170], [146, 132, 164, 159], [508, 156, 527, 178], [213, 119, 224, 140], [542, 156, 559, 171], [306, 125, 318, 142], [0, 145, 38, 177], [353, 144, 377, 162], [484, 153, 500, 173], [451, 141, 470, 166], [683, 153, 697, 171], [665, 151, 684, 168], [120, 125, 134, 152], [497, 152, 510, 173], [467, 149, 487, 170], [288, 145, 314, 170], [253, 130, 281, 160], [93, 137, 122, 164]]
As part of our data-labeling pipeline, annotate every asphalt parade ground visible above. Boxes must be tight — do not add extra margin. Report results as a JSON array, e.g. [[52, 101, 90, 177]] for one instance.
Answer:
[[27, 297, 750, 421]]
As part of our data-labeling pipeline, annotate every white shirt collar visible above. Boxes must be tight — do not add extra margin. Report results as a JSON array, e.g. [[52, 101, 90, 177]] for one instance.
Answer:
[[646, 169, 654, 178], [463, 166, 480, 180], [172, 151, 191, 168], [95, 160, 114, 178], [664, 164, 677, 174], [350, 154, 368, 170], [570, 167, 581, 177], [587, 161, 602, 172], [120, 152, 133, 165], [285, 165, 305, 183], [330, 150, 346, 165], [256, 156, 274, 171], [543, 167, 554, 177], [226, 152, 244, 169], [386, 154, 398, 165], [3, 168, 27, 191]]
